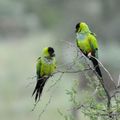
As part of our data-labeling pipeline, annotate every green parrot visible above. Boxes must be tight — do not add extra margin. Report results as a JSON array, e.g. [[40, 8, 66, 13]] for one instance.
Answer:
[[32, 47, 56, 102], [75, 22, 102, 78]]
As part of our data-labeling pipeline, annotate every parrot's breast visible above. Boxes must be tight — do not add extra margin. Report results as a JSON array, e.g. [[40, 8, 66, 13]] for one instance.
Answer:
[[41, 58, 56, 76], [76, 33, 86, 41], [76, 33, 92, 54]]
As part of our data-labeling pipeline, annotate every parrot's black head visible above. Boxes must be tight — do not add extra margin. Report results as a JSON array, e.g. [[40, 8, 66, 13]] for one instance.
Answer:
[[48, 47, 55, 57], [75, 23, 80, 33]]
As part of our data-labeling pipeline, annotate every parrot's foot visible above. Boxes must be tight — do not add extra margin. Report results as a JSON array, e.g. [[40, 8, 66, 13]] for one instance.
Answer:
[[88, 52, 92, 58]]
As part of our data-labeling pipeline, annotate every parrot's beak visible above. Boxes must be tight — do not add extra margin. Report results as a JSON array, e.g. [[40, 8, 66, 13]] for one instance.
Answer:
[[50, 53, 55, 57]]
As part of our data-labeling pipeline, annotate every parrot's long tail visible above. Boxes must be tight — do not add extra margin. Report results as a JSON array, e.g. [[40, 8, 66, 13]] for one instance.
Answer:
[[91, 58, 102, 78], [32, 77, 48, 102]]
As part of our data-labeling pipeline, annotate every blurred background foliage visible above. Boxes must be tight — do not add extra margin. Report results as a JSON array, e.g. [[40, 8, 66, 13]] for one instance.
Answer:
[[0, 0, 120, 120]]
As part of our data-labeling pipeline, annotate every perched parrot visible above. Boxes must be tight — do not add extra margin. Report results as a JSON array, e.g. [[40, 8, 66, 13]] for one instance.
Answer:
[[32, 47, 56, 102], [75, 22, 102, 78]]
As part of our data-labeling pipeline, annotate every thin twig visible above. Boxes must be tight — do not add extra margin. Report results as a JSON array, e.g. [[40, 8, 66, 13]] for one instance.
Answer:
[[57, 68, 90, 74], [26, 81, 35, 88], [38, 94, 52, 120], [27, 75, 37, 80], [47, 72, 64, 92], [31, 100, 39, 112]]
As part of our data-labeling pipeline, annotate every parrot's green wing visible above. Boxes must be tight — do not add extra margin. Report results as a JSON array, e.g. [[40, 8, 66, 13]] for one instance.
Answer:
[[36, 57, 41, 79], [89, 33, 98, 50], [76, 39, 79, 47], [89, 33, 99, 58]]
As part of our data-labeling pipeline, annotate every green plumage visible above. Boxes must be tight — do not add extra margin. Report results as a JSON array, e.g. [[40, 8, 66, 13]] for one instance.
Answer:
[[32, 47, 56, 102], [76, 22, 98, 56], [76, 22, 102, 78]]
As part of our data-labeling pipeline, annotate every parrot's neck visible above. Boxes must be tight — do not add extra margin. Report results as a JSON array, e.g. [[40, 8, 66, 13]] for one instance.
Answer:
[[76, 32, 89, 37], [76, 32, 88, 40], [42, 56, 54, 64]]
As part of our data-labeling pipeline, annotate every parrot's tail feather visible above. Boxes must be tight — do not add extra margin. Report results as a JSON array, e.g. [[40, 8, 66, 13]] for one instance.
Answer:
[[32, 77, 48, 102], [91, 58, 102, 78]]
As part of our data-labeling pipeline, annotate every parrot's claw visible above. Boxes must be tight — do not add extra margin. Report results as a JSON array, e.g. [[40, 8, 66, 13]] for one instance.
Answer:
[[88, 52, 92, 58]]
